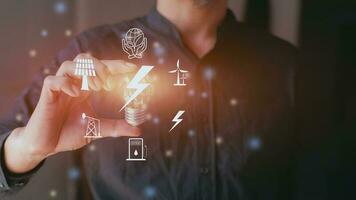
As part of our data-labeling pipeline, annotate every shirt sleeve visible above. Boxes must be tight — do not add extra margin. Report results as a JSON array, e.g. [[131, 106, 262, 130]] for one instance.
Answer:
[[0, 131, 45, 192], [0, 37, 82, 194]]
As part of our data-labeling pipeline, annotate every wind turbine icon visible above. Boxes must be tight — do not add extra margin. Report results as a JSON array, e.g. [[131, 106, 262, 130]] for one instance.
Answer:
[[169, 59, 189, 86]]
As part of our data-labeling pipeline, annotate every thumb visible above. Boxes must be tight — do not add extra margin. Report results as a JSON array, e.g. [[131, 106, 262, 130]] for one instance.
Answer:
[[100, 119, 141, 138]]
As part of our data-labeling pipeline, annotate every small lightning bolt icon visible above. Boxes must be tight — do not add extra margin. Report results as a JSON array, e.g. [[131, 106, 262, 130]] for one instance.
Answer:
[[120, 65, 154, 112], [169, 110, 185, 132]]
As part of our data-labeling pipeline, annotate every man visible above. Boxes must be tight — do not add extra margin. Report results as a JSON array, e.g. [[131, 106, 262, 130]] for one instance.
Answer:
[[0, 0, 297, 199]]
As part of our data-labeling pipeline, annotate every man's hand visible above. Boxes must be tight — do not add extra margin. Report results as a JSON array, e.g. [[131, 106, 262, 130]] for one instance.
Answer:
[[4, 54, 140, 174]]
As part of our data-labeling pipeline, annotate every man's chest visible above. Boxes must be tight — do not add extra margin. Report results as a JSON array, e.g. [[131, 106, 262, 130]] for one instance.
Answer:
[[86, 34, 291, 199], [84, 48, 294, 199]]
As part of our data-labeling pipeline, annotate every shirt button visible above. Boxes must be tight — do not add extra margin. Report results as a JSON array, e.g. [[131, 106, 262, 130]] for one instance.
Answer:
[[15, 183, 24, 187], [200, 168, 209, 174]]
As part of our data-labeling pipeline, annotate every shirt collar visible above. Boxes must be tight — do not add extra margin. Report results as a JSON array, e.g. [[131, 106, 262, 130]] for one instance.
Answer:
[[147, 7, 238, 37], [146, 7, 183, 44], [146, 7, 239, 58]]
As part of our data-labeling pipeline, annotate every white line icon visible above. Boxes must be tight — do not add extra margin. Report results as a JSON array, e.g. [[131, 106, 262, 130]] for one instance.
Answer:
[[82, 113, 102, 138], [75, 59, 96, 90], [169, 59, 189, 86], [122, 28, 147, 59], [120, 65, 154, 112], [169, 110, 185, 132], [126, 138, 147, 161]]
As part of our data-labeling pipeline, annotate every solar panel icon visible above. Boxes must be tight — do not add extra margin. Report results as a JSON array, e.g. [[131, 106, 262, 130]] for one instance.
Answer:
[[74, 58, 96, 90]]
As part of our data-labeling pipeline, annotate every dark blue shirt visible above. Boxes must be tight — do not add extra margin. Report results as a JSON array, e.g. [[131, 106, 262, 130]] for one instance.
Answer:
[[0, 8, 297, 200]]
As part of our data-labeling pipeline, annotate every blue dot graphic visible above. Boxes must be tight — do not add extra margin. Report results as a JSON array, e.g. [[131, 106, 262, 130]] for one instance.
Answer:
[[248, 136, 262, 151], [203, 67, 215, 80], [153, 41, 166, 57], [67, 167, 80, 181], [152, 117, 160, 125], [143, 186, 156, 198], [54, 1, 68, 14]]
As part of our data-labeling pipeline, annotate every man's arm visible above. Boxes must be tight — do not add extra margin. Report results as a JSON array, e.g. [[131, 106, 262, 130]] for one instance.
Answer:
[[0, 38, 82, 192], [0, 31, 140, 194]]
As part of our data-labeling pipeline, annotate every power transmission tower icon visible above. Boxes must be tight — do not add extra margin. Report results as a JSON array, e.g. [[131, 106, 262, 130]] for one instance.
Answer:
[[82, 113, 102, 138], [75, 59, 96, 90]]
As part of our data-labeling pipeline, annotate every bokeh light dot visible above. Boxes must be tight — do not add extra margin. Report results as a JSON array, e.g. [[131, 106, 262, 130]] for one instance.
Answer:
[[201, 91, 208, 99], [158, 57, 165, 65], [153, 41, 160, 48], [65, 29, 72, 37], [152, 117, 160, 125], [89, 144, 96, 152], [230, 98, 239, 106], [188, 89, 195, 96], [247, 136, 262, 151], [165, 149, 173, 158], [143, 186, 156, 198], [188, 129, 196, 137], [54, 1, 68, 14], [40, 29, 48, 37], [146, 113, 152, 121], [203, 67, 215, 80], [68, 167, 80, 181], [153, 41, 165, 56], [29, 49, 37, 58], [43, 68, 51, 75], [216, 136, 223, 145], [15, 113, 23, 122], [49, 189, 57, 198]]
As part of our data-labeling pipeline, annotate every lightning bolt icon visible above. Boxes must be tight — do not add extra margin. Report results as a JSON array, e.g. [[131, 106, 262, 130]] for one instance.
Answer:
[[120, 65, 154, 112], [169, 110, 185, 132]]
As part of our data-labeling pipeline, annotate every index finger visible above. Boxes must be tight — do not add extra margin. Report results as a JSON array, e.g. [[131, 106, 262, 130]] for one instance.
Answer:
[[101, 60, 137, 74]]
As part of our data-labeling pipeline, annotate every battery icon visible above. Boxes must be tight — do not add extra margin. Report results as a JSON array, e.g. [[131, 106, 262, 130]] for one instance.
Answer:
[[126, 138, 147, 161]]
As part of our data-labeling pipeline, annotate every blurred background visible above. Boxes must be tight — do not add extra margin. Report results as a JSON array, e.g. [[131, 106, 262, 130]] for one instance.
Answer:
[[0, 0, 354, 199]]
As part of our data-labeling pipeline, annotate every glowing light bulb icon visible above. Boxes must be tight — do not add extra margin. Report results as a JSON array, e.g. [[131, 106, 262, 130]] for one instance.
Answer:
[[121, 65, 154, 126]]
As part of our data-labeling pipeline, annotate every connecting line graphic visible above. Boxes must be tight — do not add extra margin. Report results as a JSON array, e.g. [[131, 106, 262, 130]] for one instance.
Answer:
[[169, 110, 185, 132], [120, 65, 154, 112]]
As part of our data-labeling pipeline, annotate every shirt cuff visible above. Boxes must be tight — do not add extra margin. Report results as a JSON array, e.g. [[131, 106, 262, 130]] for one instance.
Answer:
[[0, 131, 44, 191]]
